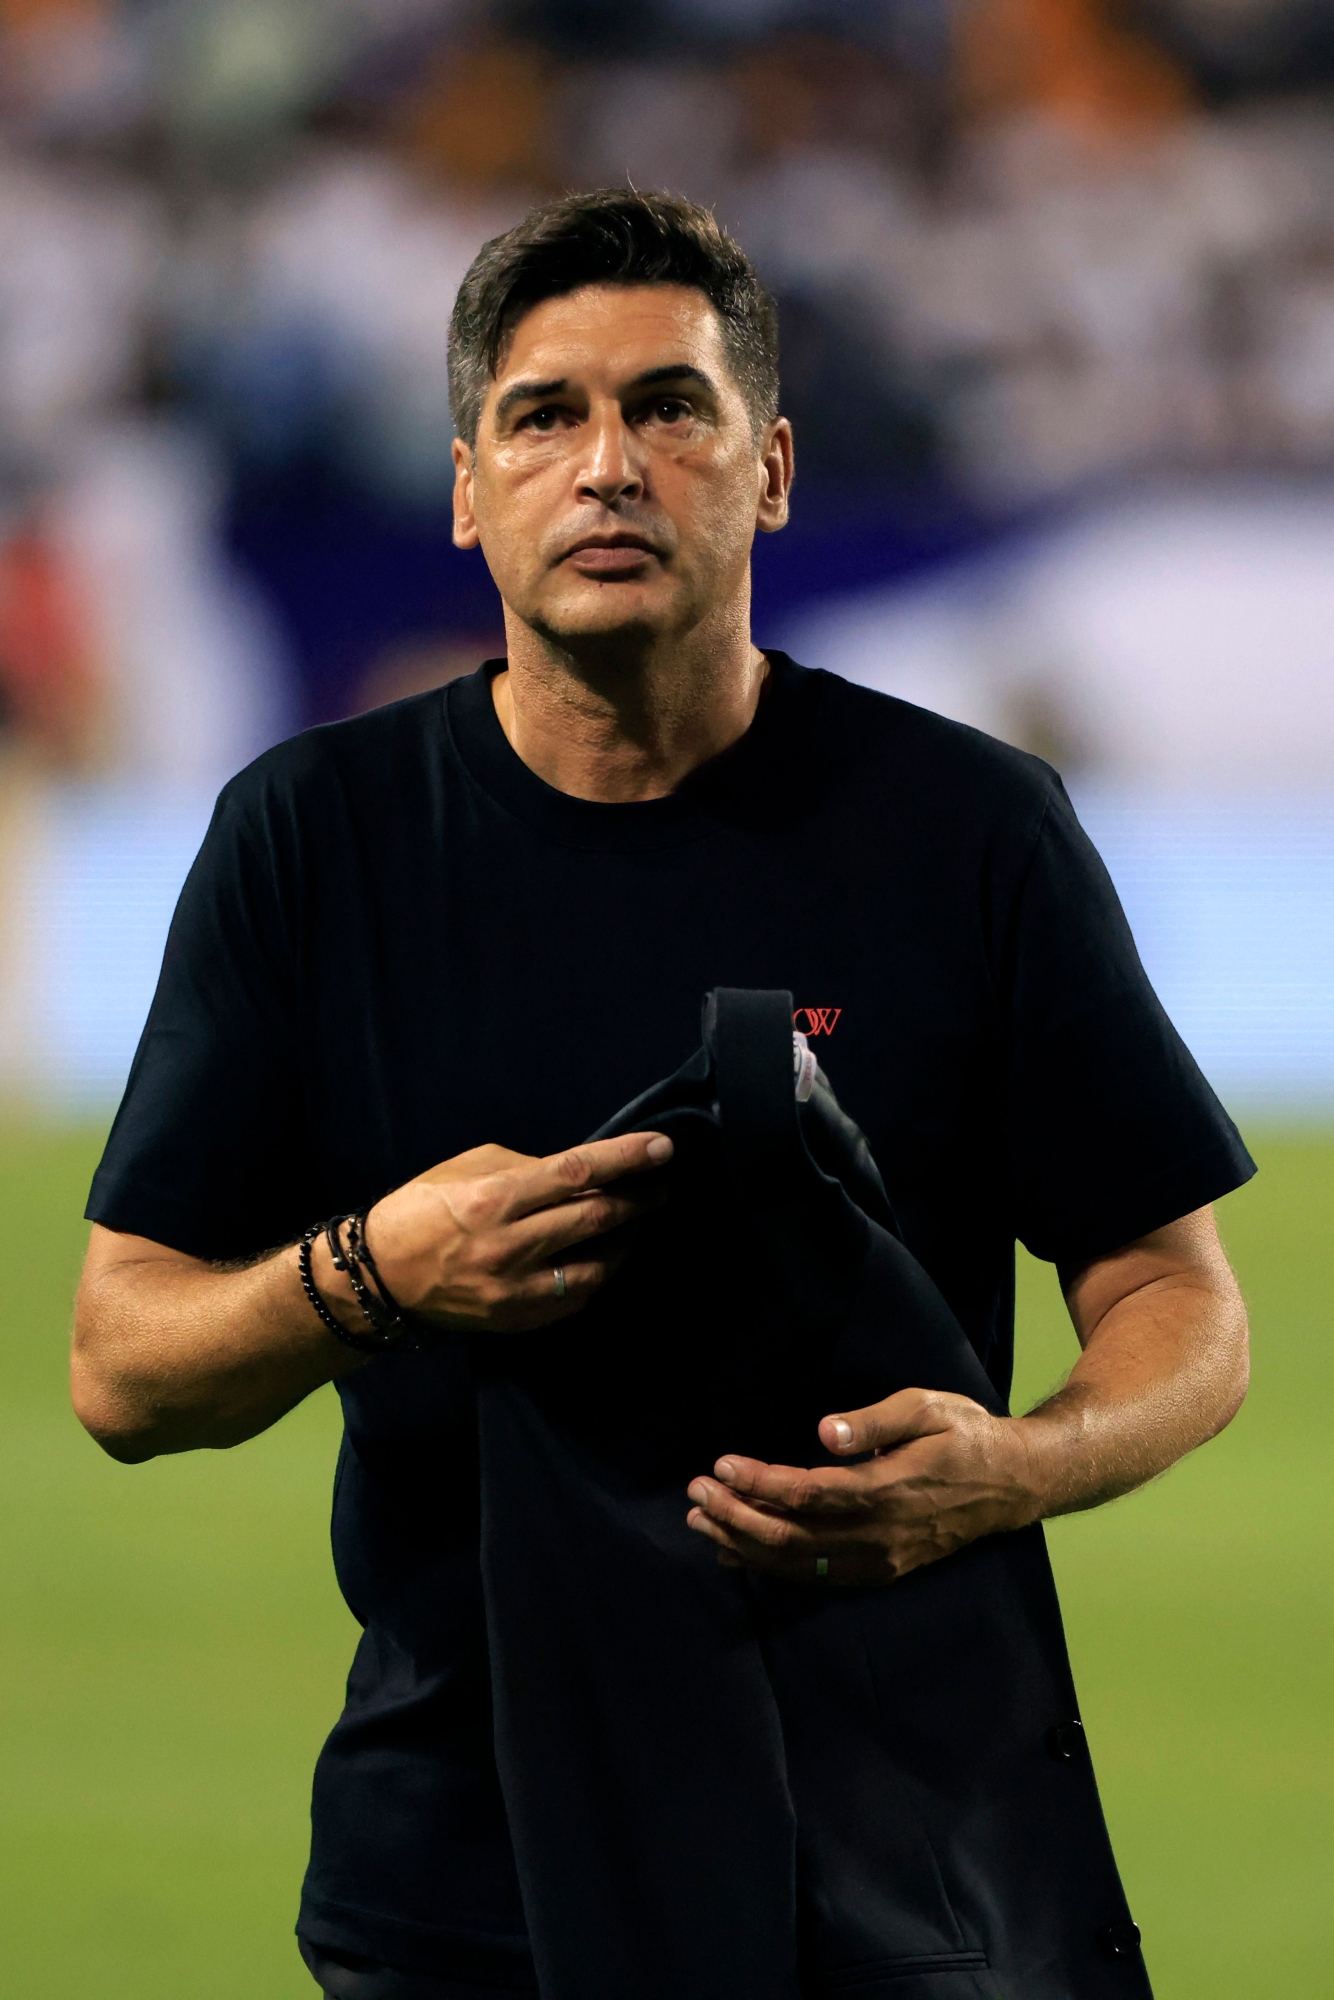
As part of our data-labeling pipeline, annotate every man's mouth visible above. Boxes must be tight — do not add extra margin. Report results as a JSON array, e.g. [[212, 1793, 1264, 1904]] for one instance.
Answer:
[[560, 534, 663, 577]]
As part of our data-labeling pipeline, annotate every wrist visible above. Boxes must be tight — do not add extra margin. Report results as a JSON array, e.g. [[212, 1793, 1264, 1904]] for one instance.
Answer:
[[306, 1231, 364, 1329], [997, 1413, 1055, 1529], [359, 1195, 431, 1315], [1008, 1383, 1101, 1521]]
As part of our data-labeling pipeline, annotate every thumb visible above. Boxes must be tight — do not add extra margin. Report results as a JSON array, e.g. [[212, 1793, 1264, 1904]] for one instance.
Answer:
[[819, 1387, 957, 1457]]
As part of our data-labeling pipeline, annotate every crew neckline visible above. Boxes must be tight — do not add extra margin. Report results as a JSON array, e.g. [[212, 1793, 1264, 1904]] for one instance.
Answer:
[[445, 650, 809, 853]]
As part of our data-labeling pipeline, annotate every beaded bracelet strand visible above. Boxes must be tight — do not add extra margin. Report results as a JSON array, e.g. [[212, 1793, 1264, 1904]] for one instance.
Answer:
[[348, 1211, 409, 1329], [300, 1211, 431, 1353], [298, 1226, 387, 1353], [324, 1215, 394, 1338]]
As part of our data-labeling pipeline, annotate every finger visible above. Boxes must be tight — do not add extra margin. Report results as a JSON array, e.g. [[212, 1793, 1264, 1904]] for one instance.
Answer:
[[687, 1505, 747, 1554], [696, 1504, 880, 1584], [818, 1387, 972, 1458], [501, 1133, 674, 1221], [687, 1478, 833, 1554], [712, 1454, 872, 1517], [471, 1252, 616, 1332], [687, 1506, 869, 1585], [507, 1187, 662, 1263], [499, 1223, 645, 1319]]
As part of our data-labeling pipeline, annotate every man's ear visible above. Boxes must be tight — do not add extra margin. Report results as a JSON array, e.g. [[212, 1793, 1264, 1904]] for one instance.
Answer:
[[452, 436, 479, 550], [756, 417, 794, 535]]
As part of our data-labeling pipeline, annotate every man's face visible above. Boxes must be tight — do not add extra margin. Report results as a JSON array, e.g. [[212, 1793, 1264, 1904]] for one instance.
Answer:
[[452, 284, 790, 652]]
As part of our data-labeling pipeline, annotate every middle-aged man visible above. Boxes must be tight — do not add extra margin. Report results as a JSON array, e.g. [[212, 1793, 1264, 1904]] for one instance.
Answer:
[[73, 191, 1253, 2000]]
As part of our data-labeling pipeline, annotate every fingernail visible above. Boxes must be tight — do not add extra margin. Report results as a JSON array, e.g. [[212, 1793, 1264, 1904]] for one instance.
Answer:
[[645, 1135, 673, 1162], [688, 1482, 710, 1506], [829, 1418, 853, 1450], [715, 1459, 736, 1482]]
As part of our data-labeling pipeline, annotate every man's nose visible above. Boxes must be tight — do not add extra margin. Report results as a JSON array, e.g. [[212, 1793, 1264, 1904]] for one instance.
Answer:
[[575, 408, 646, 506]]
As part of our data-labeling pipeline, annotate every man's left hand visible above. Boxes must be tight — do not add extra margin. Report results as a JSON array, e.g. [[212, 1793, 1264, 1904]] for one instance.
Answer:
[[686, 1389, 1041, 1587], [687, 1209, 1249, 1587]]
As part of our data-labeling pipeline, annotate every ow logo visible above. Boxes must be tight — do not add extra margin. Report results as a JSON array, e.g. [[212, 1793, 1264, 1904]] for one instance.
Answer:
[[793, 1006, 842, 1037]]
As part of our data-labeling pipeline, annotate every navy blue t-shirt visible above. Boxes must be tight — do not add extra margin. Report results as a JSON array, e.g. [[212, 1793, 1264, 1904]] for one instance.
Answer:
[[87, 654, 1254, 1989]]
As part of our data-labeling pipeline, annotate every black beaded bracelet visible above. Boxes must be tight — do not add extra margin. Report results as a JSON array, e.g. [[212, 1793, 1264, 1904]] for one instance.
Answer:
[[328, 1213, 405, 1340], [301, 1212, 434, 1353], [348, 1210, 411, 1330], [298, 1227, 390, 1354]]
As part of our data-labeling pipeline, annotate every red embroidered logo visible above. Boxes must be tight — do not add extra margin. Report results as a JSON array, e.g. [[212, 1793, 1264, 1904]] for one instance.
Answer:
[[793, 1006, 842, 1037]]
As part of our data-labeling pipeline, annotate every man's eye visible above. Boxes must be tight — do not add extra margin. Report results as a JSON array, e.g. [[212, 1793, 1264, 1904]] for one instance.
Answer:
[[520, 406, 562, 431], [651, 399, 690, 423]]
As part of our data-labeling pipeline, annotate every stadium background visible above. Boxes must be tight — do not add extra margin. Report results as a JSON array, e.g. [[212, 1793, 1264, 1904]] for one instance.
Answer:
[[0, 1, 1329, 1993]]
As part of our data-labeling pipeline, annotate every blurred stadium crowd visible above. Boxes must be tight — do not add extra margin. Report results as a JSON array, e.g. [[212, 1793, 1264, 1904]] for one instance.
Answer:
[[4, 0, 1334, 763], [0, 0, 1332, 1107]]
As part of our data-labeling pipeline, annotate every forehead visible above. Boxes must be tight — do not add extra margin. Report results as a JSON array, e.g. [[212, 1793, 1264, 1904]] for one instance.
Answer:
[[492, 283, 734, 394]]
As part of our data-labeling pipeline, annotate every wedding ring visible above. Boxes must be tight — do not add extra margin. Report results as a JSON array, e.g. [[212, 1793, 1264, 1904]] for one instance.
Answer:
[[553, 1266, 567, 1300]]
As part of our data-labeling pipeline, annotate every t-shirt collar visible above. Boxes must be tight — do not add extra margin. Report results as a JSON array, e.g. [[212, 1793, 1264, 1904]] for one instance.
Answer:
[[446, 649, 807, 853]]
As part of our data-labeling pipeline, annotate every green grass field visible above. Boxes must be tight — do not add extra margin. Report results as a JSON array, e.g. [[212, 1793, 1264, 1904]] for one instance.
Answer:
[[0, 1126, 1329, 1998]]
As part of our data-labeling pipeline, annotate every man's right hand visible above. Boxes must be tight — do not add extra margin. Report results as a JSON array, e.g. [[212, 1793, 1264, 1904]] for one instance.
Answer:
[[327, 1131, 674, 1334], [73, 1130, 673, 1462]]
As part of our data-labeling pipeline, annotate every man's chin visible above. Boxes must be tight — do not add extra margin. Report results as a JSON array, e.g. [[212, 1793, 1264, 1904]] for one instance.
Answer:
[[525, 598, 673, 659]]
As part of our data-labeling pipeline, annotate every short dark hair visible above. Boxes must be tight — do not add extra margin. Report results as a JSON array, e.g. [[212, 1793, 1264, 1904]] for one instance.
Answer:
[[448, 188, 779, 447]]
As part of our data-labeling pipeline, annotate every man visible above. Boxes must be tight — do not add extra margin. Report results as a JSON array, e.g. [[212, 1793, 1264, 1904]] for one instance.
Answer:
[[73, 190, 1253, 1999]]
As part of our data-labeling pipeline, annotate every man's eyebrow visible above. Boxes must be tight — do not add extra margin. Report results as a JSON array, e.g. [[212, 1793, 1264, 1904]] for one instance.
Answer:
[[627, 364, 718, 396], [492, 363, 718, 426], [493, 377, 569, 424]]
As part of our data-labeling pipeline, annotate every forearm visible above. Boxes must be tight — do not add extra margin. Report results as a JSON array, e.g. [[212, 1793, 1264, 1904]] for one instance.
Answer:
[[688, 1209, 1249, 1585], [1015, 1268, 1249, 1520], [72, 1131, 671, 1464], [72, 1238, 365, 1462]]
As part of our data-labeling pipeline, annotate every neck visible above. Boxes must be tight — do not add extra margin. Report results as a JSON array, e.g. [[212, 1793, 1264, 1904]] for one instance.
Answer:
[[491, 600, 769, 803]]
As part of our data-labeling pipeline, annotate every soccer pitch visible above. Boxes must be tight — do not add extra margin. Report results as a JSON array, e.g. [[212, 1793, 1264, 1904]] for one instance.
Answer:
[[0, 1126, 1328, 1998]]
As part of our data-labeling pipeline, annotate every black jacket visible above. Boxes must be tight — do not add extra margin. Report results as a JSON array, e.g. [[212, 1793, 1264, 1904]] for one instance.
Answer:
[[474, 989, 1153, 2000]]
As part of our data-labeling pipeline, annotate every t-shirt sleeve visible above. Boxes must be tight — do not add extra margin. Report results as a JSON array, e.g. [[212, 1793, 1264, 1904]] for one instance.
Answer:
[[86, 769, 315, 1261], [1000, 781, 1255, 1267]]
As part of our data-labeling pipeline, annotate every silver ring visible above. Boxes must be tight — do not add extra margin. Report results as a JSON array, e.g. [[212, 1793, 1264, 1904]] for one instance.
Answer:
[[552, 1266, 567, 1300], [815, 1556, 830, 1581]]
